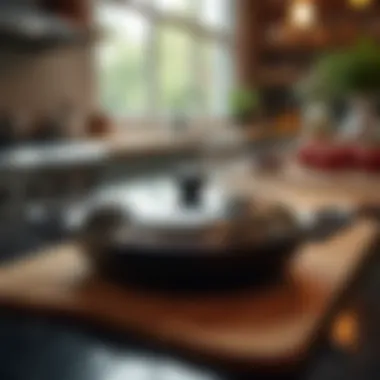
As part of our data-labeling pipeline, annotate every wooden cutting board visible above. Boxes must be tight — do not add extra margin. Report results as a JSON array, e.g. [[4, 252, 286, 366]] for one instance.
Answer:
[[0, 219, 377, 369]]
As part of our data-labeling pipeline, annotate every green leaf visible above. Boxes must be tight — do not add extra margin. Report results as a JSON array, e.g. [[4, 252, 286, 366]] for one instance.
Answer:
[[229, 88, 260, 117], [297, 38, 380, 101]]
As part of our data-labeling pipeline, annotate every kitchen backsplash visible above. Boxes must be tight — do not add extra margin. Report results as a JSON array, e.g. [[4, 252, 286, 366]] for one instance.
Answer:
[[0, 46, 93, 120]]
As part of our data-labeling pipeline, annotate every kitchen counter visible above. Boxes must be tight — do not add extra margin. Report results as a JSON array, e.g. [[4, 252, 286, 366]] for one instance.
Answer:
[[0, 127, 294, 224], [0, 127, 293, 171], [0, 168, 377, 371]]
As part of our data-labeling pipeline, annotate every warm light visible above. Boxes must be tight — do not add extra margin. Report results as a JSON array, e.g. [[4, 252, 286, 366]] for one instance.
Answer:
[[288, 0, 317, 29], [331, 311, 360, 352], [349, 0, 373, 9]]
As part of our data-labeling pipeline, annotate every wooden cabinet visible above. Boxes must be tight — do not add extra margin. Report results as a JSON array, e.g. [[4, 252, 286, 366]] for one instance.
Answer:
[[40, 0, 90, 25], [236, 0, 380, 117], [235, 0, 260, 88]]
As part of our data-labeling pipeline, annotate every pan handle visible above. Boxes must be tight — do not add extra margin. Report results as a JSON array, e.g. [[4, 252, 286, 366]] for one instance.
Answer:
[[357, 204, 380, 221], [301, 208, 356, 242]]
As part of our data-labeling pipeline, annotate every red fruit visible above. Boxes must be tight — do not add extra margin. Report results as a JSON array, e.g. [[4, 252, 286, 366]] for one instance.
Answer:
[[329, 145, 356, 168], [354, 147, 380, 172], [298, 145, 315, 165], [298, 143, 355, 170]]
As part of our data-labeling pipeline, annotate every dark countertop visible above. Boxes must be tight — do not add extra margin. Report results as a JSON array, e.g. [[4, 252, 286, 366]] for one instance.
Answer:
[[0, 301, 376, 380], [0, 310, 231, 380]]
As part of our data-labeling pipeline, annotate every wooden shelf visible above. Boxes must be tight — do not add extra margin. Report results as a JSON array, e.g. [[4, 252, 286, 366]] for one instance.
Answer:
[[256, 66, 305, 87], [263, 26, 345, 52], [262, 13, 380, 53]]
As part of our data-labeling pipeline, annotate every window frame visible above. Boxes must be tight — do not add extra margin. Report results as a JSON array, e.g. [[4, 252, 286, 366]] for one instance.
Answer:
[[95, 0, 235, 124]]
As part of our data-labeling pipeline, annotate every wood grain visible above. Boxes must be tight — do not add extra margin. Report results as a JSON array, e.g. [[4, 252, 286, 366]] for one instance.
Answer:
[[0, 223, 376, 366]]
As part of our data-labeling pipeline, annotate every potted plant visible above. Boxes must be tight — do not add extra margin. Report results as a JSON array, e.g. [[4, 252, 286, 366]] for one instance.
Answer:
[[229, 88, 261, 126], [298, 39, 380, 141]]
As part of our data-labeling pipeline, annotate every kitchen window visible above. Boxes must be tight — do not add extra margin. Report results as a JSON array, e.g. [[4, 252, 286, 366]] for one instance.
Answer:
[[95, 0, 235, 120]]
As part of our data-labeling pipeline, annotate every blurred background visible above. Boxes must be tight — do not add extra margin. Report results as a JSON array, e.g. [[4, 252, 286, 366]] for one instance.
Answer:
[[1, 1, 380, 380]]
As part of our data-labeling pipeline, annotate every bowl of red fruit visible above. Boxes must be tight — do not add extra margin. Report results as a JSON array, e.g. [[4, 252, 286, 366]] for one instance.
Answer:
[[353, 144, 380, 173], [298, 141, 356, 171]]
